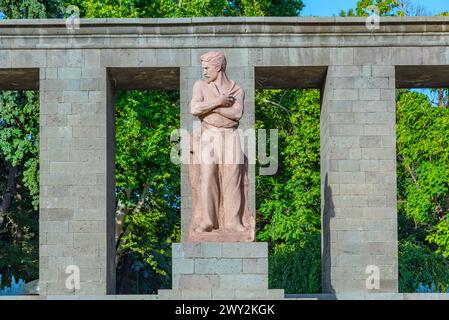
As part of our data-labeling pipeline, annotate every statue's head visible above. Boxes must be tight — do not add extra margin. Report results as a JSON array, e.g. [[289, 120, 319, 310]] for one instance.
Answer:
[[200, 51, 227, 83]]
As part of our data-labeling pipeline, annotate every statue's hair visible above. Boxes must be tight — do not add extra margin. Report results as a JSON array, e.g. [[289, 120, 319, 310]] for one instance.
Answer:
[[200, 51, 227, 71]]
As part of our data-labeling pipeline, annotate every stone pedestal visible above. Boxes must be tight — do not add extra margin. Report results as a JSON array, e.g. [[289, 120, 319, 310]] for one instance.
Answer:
[[158, 243, 284, 299]]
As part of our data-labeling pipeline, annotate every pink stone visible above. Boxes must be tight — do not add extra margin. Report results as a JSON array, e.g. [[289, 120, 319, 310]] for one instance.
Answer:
[[187, 51, 255, 242]]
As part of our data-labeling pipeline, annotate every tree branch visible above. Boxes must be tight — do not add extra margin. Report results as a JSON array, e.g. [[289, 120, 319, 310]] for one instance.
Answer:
[[115, 183, 149, 266], [405, 164, 419, 188], [262, 98, 291, 115], [1, 165, 18, 214]]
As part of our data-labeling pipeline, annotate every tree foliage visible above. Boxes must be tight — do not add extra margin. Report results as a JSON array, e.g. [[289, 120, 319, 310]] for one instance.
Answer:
[[0, 0, 63, 18], [269, 235, 321, 293], [255, 89, 321, 293], [60, 0, 304, 18], [399, 238, 449, 292], [0, 91, 39, 287], [340, 0, 402, 17], [114, 90, 180, 293], [396, 90, 449, 264]]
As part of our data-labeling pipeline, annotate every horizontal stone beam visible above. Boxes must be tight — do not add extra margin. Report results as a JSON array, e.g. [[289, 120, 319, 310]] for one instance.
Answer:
[[396, 65, 449, 88], [0, 68, 39, 90], [256, 66, 327, 89], [108, 67, 179, 90], [1, 17, 449, 49]]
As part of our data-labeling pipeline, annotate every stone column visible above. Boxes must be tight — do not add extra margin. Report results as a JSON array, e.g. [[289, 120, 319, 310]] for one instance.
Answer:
[[39, 49, 113, 295], [179, 65, 196, 242], [321, 48, 398, 292]]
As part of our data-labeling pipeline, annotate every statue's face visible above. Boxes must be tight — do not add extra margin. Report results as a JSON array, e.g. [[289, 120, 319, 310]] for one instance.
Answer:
[[202, 61, 221, 83]]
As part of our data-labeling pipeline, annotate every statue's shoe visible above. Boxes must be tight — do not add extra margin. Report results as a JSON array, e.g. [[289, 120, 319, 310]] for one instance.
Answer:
[[194, 224, 214, 233], [225, 224, 246, 233]]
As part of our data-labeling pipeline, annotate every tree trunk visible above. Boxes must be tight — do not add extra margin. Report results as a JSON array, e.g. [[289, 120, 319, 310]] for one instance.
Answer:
[[115, 189, 131, 267], [438, 88, 444, 107], [445, 195, 449, 215], [1, 165, 17, 213], [115, 198, 128, 243], [115, 184, 148, 266], [115, 184, 150, 292], [118, 252, 132, 294]]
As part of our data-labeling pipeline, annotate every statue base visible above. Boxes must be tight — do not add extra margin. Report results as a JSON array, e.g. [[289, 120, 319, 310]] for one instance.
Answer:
[[158, 242, 284, 300], [188, 228, 255, 242]]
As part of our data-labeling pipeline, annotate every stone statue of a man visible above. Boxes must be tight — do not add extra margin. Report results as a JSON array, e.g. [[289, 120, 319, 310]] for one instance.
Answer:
[[188, 51, 254, 242]]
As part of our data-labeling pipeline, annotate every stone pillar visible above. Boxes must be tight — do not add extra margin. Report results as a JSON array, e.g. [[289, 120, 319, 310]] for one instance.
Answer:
[[39, 49, 112, 295], [321, 48, 398, 292], [179, 65, 196, 242], [106, 75, 117, 294]]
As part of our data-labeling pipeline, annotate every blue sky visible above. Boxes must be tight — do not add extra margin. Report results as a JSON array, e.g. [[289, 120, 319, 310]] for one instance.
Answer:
[[301, 0, 449, 16]]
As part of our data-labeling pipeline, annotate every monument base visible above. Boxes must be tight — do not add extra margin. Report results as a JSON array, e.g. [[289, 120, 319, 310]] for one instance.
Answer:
[[158, 242, 284, 299], [158, 288, 284, 300], [189, 228, 254, 242]]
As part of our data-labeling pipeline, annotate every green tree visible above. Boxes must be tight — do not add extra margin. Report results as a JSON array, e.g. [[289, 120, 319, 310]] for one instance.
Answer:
[[60, 0, 304, 18], [0, 0, 63, 19], [0, 91, 40, 287], [396, 90, 449, 261], [114, 90, 180, 293], [426, 219, 449, 258], [340, 0, 401, 17], [255, 89, 321, 293], [399, 238, 449, 292]]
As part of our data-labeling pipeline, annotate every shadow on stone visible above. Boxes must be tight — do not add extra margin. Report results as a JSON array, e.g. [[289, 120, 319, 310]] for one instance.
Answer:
[[322, 173, 336, 296]]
